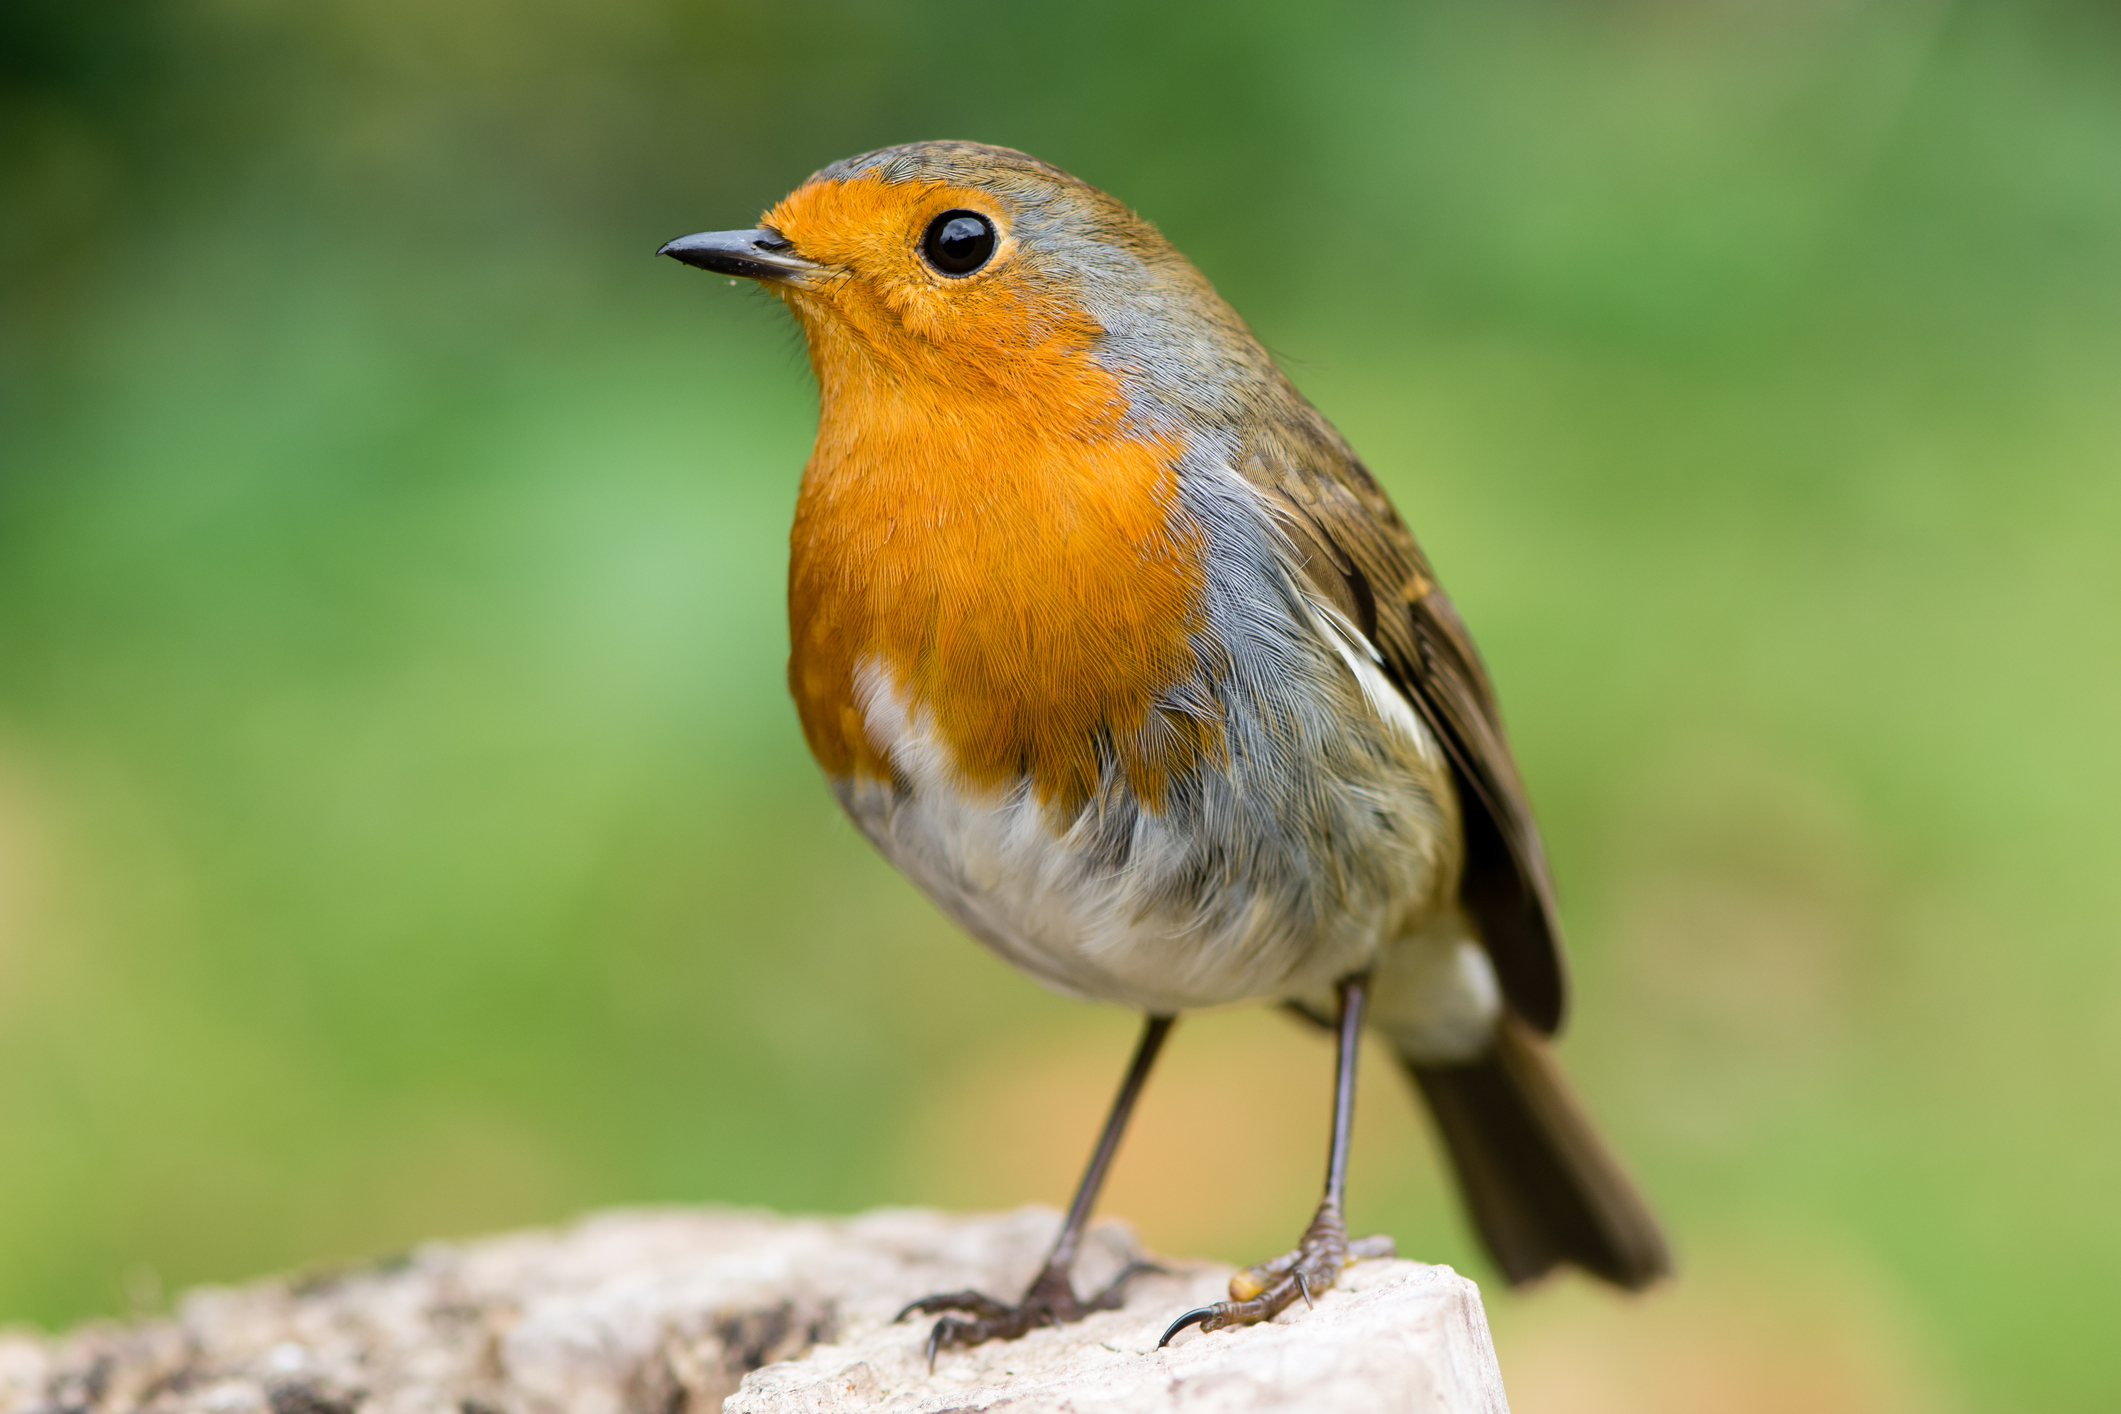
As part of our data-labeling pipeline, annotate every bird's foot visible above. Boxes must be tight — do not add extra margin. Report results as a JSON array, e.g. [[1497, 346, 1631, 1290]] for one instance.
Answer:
[[898, 1259, 1164, 1365], [1158, 1202, 1393, 1346]]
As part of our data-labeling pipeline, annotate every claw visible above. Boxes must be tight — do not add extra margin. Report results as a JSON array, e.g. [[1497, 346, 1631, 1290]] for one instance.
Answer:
[[903, 1257, 1171, 1362], [1158, 1304, 1224, 1348], [1165, 1208, 1386, 1345], [924, 1318, 950, 1371]]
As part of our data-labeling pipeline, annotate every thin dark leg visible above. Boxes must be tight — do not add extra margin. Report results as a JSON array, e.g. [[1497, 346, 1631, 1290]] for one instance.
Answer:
[[1048, 1012, 1175, 1274], [898, 1014, 1175, 1361], [1161, 975, 1393, 1346], [1323, 970, 1365, 1210]]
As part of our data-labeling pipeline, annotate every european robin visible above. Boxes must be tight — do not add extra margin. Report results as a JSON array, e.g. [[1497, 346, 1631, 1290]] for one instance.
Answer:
[[660, 141, 1669, 1357]]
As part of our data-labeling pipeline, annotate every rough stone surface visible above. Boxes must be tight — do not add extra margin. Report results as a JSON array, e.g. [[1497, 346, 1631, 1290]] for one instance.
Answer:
[[0, 1207, 1509, 1413]]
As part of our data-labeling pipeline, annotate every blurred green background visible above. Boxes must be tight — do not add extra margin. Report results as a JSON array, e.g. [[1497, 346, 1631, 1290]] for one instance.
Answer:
[[3, 1, 2117, 1409]]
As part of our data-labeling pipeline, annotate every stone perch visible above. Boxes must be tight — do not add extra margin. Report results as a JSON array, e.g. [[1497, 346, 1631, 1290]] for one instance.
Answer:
[[0, 1208, 1510, 1413]]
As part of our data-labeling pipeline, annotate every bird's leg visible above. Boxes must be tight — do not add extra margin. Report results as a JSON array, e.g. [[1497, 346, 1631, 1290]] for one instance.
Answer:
[[898, 1014, 1175, 1363], [1160, 975, 1394, 1346]]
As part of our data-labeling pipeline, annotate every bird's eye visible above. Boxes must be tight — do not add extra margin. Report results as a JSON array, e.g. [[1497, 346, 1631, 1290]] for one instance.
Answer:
[[921, 210, 997, 277]]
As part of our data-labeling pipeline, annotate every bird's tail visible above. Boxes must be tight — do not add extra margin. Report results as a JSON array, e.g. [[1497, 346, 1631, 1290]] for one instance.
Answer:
[[1403, 1014, 1671, 1290]]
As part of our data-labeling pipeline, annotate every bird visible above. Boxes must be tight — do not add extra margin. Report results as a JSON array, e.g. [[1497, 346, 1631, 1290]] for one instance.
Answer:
[[658, 141, 1669, 1359]]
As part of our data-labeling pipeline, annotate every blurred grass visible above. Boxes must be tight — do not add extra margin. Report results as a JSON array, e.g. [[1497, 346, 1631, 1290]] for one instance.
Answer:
[[3, 2, 2119, 1410]]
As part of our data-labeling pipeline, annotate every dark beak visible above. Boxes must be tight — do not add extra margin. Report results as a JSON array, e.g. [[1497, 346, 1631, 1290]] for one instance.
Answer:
[[656, 227, 821, 282]]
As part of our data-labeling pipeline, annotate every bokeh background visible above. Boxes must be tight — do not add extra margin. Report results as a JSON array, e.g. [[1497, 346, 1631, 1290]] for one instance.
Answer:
[[4, 1, 2118, 1409]]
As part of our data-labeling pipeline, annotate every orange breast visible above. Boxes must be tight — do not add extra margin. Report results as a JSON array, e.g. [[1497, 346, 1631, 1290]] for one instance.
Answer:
[[784, 303, 1217, 813]]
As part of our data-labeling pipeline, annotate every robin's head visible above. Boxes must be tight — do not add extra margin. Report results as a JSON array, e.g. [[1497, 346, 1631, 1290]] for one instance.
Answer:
[[660, 142, 1269, 430]]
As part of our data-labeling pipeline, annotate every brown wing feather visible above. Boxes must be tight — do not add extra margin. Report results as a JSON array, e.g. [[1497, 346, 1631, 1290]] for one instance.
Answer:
[[1237, 414, 1568, 1033]]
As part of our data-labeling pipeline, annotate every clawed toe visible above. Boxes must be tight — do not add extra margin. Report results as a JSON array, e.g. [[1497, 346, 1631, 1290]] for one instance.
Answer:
[[1156, 1212, 1394, 1347], [895, 1289, 1012, 1323], [923, 1315, 973, 1369], [899, 1259, 1166, 1365], [1158, 1303, 1224, 1346]]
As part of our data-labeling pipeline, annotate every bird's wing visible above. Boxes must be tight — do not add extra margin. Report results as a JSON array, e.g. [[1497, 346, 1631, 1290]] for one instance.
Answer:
[[1235, 412, 1568, 1033]]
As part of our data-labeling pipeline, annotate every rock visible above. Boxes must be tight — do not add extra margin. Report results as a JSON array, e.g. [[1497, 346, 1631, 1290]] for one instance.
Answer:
[[0, 1207, 1509, 1413]]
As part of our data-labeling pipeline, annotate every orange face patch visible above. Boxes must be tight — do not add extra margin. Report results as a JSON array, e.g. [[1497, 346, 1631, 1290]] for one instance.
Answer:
[[766, 174, 1064, 360], [770, 175, 1217, 811]]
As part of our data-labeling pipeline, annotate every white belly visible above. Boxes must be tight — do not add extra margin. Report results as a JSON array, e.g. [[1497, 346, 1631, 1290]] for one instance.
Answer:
[[836, 628, 1472, 1021]]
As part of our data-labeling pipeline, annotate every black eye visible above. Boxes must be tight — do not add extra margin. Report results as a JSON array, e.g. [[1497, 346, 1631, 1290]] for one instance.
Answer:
[[921, 209, 997, 276]]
